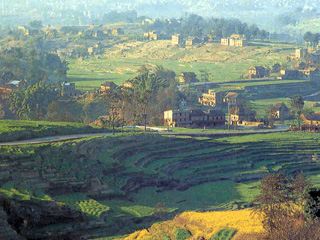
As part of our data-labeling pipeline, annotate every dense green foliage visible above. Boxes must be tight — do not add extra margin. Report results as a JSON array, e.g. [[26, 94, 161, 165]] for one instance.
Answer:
[[10, 82, 58, 120], [174, 228, 192, 240], [210, 228, 237, 240]]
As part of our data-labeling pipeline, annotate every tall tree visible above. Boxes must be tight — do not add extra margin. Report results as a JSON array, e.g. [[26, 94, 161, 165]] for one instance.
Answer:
[[289, 95, 305, 128]]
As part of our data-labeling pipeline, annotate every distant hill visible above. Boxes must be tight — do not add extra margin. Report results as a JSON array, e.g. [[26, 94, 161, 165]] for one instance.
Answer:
[[103, 0, 319, 28]]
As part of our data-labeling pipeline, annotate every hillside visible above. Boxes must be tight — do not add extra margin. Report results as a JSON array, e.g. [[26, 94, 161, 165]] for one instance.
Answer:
[[1, 132, 320, 239], [68, 42, 295, 90]]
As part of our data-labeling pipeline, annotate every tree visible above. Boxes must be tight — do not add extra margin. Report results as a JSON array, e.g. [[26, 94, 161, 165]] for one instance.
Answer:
[[10, 82, 58, 120], [29, 20, 43, 29], [253, 173, 320, 240], [0, 104, 5, 119], [272, 63, 281, 73], [199, 70, 210, 82], [289, 95, 304, 128], [102, 88, 121, 134], [304, 32, 313, 48]]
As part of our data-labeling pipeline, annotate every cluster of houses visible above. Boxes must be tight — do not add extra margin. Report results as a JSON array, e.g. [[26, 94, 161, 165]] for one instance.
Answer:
[[221, 34, 248, 47], [279, 48, 320, 81]]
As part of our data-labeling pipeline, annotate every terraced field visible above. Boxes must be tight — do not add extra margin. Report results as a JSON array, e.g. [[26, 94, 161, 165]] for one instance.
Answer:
[[1, 132, 320, 239]]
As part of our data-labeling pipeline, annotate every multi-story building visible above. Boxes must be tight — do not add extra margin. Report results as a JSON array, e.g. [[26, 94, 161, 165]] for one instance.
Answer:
[[164, 109, 225, 127], [198, 90, 225, 107]]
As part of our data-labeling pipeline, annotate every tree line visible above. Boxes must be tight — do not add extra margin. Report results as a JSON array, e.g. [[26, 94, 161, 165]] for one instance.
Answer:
[[143, 14, 269, 40], [304, 32, 320, 49]]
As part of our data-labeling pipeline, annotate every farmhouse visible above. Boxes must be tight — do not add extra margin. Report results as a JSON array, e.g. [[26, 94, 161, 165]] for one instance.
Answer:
[[271, 103, 290, 120], [248, 66, 270, 79], [99, 81, 118, 94], [223, 92, 243, 106], [164, 109, 225, 127], [301, 113, 320, 131], [221, 34, 247, 47], [295, 48, 308, 59], [229, 106, 256, 125], [112, 28, 124, 35], [185, 37, 201, 46], [144, 31, 159, 40], [278, 68, 320, 81], [179, 72, 198, 83], [172, 34, 183, 46], [199, 90, 225, 107]]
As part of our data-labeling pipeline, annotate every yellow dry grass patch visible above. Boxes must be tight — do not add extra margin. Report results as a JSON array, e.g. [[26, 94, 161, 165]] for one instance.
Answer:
[[119, 209, 263, 240]]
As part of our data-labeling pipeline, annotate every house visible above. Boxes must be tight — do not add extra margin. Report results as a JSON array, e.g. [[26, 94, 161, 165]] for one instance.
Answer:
[[229, 105, 256, 125], [99, 81, 118, 93], [164, 109, 191, 127], [62, 82, 77, 97], [299, 68, 320, 81], [223, 92, 242, 106], [112, 28, 124, 35], [248, 66, 270, 79], [144, 31, 159, 41], [93, 30, 105, 38], [164, 109, 225, 127], [185, 37, 201, 46], [278, 70, 307, 80], [103, 29, 112, 35], [25, 29, 39, 36], [301, 113, 320, 131], [295, 48, 308, 59], [278, 68, 320, 81], [121, 81, 133, 88], [221, 35, 247, 47], [271, 103, 290, 120], [190, 109, 225, 127], [198, 90, 225, 107], [172, 34, 183, 46], [87, 47, 94, 55], [179, 72, 198, 83], [221, 38, 230, 46], [142, 19, 155, 25]]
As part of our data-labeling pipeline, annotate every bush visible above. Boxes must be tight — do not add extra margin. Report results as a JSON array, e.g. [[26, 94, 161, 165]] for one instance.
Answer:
[[174, 228, 192, 240], [210, 228, 237, 240]]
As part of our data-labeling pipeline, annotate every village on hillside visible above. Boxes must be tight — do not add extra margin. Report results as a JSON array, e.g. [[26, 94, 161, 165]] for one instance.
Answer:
[[2, 5, 320, 240]]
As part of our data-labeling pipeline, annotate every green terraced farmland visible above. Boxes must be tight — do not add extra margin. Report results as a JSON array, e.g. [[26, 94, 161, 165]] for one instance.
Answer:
[[1, 132, 320, 238]]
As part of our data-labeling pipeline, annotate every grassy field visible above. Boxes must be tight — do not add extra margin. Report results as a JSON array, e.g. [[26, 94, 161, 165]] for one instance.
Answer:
[[67, 41, 296, 91], [0, 120, 102, 142], [1, 132, 320, 238]]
